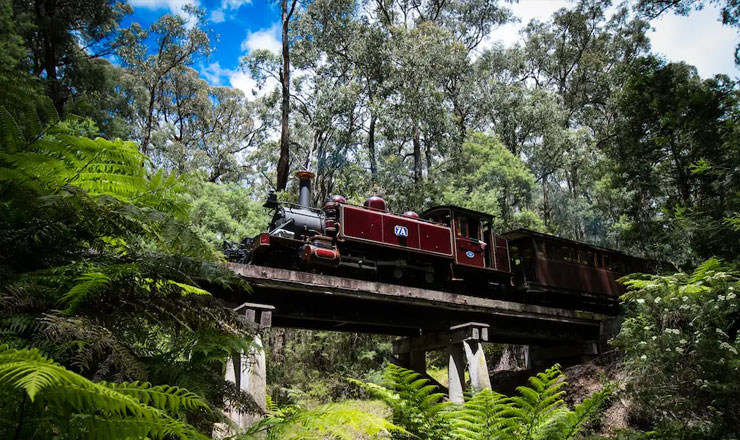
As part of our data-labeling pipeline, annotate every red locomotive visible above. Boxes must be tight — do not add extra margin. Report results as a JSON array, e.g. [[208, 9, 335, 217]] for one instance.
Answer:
[[226, 172, 650, 312]]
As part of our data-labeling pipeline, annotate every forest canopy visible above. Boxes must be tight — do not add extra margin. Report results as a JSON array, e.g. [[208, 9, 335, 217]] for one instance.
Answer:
[[0, 0, 739, 438]]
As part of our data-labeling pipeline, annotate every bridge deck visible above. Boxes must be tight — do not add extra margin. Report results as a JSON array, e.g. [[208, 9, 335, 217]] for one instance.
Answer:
[[222, 264, 606, 344]]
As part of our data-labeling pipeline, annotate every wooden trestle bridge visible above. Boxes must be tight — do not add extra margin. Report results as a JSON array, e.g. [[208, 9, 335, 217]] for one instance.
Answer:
[[214, 263, 617, 430]]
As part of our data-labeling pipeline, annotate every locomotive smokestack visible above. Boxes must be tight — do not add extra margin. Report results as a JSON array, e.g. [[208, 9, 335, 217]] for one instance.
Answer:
[[296, 171, 315, 208]]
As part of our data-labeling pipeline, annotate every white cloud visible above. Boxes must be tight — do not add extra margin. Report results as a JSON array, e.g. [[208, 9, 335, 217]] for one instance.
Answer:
[[209, 9, 225, 23], [649, 4, 739, 78], [221, 0, 251, 9], [202, 62, 230, 85], [241, 23, 281, 54], [128, 0, 199, 16], [229, 70, 259, 96], [481, 0, 738, 78], [229, 70, 279, 99], [493, 0, 569, 48], [198, 62, 277, 100], [208, 0, 251, 23]]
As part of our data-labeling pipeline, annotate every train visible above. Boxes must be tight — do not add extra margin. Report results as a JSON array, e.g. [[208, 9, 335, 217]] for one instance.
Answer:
[[225, 172, 651, 313]]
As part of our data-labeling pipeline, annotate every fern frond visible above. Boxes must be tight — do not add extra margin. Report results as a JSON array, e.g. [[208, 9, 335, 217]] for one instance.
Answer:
[[59, 271, 111, 313], [0, 345, 208, 440], [167, 280, 212, 296], [106, 381, 209, 412], [0, 105, 24, 150], [555, 386, 612, 440]]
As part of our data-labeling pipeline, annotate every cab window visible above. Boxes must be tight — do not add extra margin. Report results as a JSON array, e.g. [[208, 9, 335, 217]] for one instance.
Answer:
[[455, 215, 480, 240]]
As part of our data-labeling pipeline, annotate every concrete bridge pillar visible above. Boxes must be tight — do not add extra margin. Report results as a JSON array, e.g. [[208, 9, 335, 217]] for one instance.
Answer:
[[393, 322, 492, 404], [216, 302, 274, 436]]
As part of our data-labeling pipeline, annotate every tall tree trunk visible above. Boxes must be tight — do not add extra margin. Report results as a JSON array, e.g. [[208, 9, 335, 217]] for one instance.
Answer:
[[368, 112, 377, 180], [412, 123, 422, 184], [141, 86, 157, 155], [35, 1, 66, 117], [542, 173, 550, 227], [276, 0, 297, 191]]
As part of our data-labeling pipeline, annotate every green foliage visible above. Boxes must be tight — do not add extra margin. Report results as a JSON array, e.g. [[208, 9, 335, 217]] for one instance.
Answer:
[[0, 98, 259, 435], [351, 363, 449, 439], [439, 132, 541, 230], [613, 259, 740, 438], [446, 389, 515, 440], [446, 365, 610, 440], [265, 329, 393, 404], [608, 58, 740, 264], [235, 398, 402, 440], [353, 363, 610, 440], [187, 182, 270, 247], [0, 345, 208, 440]]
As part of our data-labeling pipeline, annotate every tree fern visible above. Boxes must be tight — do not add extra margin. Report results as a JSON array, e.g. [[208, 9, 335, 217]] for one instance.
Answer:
[[1, 96, 257, 436], [356, 364, 611, 440], [447, 389, 517, 440], [0, 345, 209, 440], [510, 364, 569, 440], [350, 363, 449, 439]]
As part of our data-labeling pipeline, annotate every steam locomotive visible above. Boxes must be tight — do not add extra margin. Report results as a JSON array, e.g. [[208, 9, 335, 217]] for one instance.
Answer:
[[226, 172, 650, 312]]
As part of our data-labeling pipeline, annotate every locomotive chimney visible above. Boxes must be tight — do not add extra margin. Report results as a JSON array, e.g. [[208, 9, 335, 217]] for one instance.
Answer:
[[296, 171, 315, 208]]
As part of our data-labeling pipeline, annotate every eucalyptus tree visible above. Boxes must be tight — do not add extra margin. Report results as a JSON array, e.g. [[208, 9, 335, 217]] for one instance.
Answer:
[[438, 132, 541, 231], [277, 0, 301, 191], [11, 0, 132, 116], [504, 0, 650, 238], [117, 9, 211, 155], [367, 0, 514, 190], [608, 58, 740, 263], [138, 64, 275, 183]]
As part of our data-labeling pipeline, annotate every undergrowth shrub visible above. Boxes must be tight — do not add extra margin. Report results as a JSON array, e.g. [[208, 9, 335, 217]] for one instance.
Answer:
[[352, 363, 611, 440], [613, 258, 740, 439]]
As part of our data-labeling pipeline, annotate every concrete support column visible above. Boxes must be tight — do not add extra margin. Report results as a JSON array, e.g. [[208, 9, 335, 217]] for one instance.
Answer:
[[463, 340, 492, 392], [392, 323, 491, 404], [447, 343, 466, 404], [216, 302, 274, 437], [222, 335, 266, 431]]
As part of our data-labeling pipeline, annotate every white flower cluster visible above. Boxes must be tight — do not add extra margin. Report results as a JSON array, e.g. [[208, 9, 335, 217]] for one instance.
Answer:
[[719, 342, 738, 355]]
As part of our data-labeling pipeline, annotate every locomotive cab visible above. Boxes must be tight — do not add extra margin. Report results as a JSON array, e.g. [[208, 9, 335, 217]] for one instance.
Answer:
[[421, 206, 510, 274]]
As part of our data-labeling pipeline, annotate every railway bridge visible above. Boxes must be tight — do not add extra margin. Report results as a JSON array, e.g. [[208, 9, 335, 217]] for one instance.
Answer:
[[215, 263, 618, 428]]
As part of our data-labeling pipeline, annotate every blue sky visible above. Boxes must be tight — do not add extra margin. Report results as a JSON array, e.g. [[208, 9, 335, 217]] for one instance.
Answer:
[[126, 0, 740, 97]]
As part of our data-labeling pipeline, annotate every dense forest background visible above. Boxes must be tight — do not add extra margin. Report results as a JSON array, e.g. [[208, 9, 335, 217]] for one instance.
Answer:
[[1, 0, 739, 438]]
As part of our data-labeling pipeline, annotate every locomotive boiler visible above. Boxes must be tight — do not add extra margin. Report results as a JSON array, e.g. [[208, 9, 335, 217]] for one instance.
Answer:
[[226, 171, 651, 311]]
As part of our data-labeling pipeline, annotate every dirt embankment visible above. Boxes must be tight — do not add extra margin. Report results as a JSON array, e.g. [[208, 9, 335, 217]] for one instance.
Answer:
[[489, 349, 637, 437]]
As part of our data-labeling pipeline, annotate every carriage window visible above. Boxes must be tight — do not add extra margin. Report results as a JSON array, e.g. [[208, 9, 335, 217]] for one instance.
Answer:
[[611, 256, 626, 273], [510, 245, 520, 265], [595, 252, 603, 268], [581, 250, 596, 267], [563, 247, 575, 263], [535, 240, 546, 259], [521, 244, 533, 261], [550, 245, 574, 263]]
